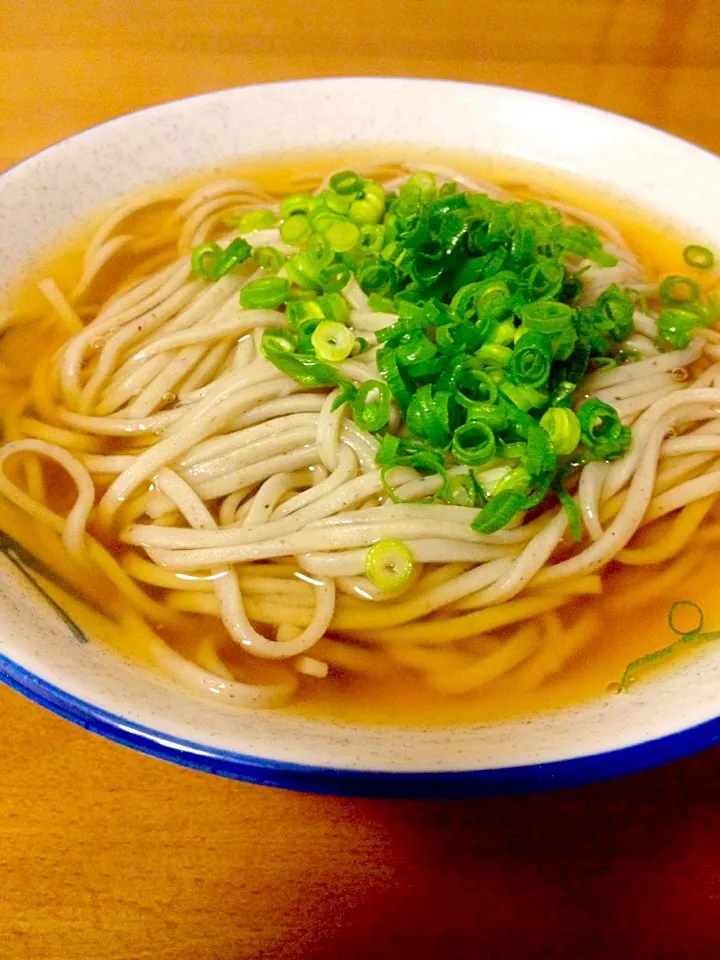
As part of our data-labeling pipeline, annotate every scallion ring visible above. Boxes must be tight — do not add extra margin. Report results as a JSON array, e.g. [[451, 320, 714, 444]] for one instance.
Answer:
[[659, 275, 700, 305], [311, 321, 355, 362], [352, 380, 391, 432], [683, 245, 715, 270], [539, 407, 582, 456], [240, 277, 290, 310], [452, 421, 496, 466], [365, 539, 415, 592]]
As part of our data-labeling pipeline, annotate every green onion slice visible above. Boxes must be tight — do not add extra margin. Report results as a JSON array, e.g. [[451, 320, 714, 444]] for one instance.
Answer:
[[240, 277, 290, 310], [577, 399, 623, 447], [228, 209, 276, 233], [452, 422, 496, 466], [659, 275, 700, 305], [507, 332, 553, 389], [254, 246, 285, 273], [472, 489, 527, 534], [311, 321, 355, 362], [683, 245, 715, 270], [191, 242, 220, 280], [352, 380, 391, 432], [365, 539, 415, 592], [330, 170, 363, 196], [280, 214, 312, 246], [445, 474, 477, 507], [539, 407, 582, 456], [279, 193, 314, 219]]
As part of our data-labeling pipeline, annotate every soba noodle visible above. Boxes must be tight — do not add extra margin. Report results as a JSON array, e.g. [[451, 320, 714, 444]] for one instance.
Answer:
[[1, 157, 718, 718]]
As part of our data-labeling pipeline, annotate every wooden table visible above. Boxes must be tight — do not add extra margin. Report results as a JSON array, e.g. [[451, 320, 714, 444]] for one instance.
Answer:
[[2, 2, 720, 957]]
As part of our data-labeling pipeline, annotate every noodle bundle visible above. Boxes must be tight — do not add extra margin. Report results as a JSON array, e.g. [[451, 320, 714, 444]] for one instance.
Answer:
[[1, 159, 718, 715]]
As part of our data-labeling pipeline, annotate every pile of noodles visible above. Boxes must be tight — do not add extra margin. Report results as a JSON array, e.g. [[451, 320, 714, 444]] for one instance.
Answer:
[[1, 161, 720, 708]]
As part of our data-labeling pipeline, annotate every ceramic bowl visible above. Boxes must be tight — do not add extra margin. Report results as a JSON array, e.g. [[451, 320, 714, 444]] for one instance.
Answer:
[[2, 79, 720, 797]]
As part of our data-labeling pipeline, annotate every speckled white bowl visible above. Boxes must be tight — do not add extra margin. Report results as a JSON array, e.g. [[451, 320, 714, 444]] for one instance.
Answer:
[[2, 79, 720, 796]]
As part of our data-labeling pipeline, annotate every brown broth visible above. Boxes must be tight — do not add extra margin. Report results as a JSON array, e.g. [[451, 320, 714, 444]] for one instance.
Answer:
[[2, 150, 720, 726]]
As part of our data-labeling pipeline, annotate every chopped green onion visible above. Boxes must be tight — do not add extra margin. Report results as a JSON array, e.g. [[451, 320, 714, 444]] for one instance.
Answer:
[[304, 234, 334, 270], [191, 242, 221, 280], [350, 197, 385, 225], [330, 170, 363, 196], [286, 299, 325, 327], [331, 382, 358, 411], [212, 168, 718, 543], [656, 308, 698, 349], [406, 384, 452, 447], [261, 339, 349, 388], [474, 465, 511, 498], [321, 190, 354, 215], [452, 421, 496, 466], [525, 259, 564, 300], [280, 214, 312, 245], [362, 181, 386, 208], [358, 224, 385, 254], [561, 224, 618, 267], [279, 193, 313, 219], [507, 332, 553, 389], [494, 465, 531, 497], [669, 599, 704, 635], [477, 343, 513, 367], [260, 328, 296, 355], [254, 246, 285, 273], [521, 301, 574, 335], [324, 220, 361, 253], [317, 261, 351, 293], [352, 380, 391, 432], [350, 183, 386, 225], [377, 348, 412, 411], [556, 486, 582, 541], [549, 380, 577, 408], [617, 601, 720, 691], [359, 258, 397, 295], [445, 474, 477, 507], [449, 282, 481, 323], [407, 170, 437, 197], [577, 399, 623, 447], [683, 245, 715, 270], [229, 209, 276, 233], [490, 320, 517, 346], [285, 253, 322, 290], [500, 379, 547, 412], [240, 277, 290, 310], [472, 489, 527, 534], [375, 433, 401, 466], [524, 423, 557, 476], [365, 539, 415, 592], [396, 333, 437, 367], [453, 363, 498, 409], [659, 275, 700, 305], [467, 402, 508, 430], [311, 321, 355, 362], [596, 285, 635, 342], [475, 276, 515, 332], [539, 407, 582, 456], [212, 238, 253, 278], [191, 238, 252, 281], [367, 293, 395, 314], [318, 292, 350, 324]]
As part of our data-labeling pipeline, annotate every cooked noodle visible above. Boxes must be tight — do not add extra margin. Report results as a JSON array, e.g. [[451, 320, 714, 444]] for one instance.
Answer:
[[1, 157, 719, 716]]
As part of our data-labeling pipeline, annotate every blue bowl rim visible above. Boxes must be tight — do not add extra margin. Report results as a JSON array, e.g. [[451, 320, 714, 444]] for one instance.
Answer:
[[3, 78, 720, 797], [3, 649, 720, 797]]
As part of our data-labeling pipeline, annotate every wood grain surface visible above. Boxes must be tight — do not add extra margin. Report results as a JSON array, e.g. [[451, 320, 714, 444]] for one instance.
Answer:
[[2, 2, 720, 958]]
